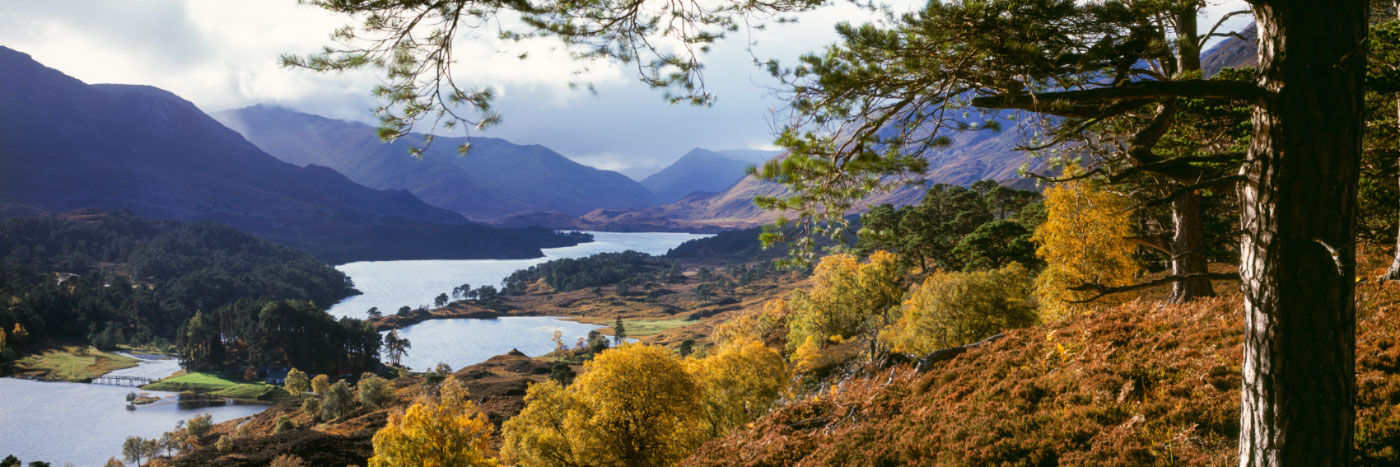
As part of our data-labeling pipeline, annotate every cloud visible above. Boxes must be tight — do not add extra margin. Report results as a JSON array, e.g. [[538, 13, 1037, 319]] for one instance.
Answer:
[[0, 0, 1255, 174]]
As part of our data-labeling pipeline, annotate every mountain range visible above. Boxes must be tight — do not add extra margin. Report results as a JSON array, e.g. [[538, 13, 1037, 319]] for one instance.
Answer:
[[213, 105, 658, 220], [563, 25, 1265, 231], [640, 148, 759, 203], [0, 46, 582, 262]]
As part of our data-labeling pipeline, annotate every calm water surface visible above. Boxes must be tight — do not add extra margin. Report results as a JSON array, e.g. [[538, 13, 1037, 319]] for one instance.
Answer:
[[328, 231, 708, 371], [0, 354, 265, 466], [1, 232, 707, 465], [326, 232, 710, 319]]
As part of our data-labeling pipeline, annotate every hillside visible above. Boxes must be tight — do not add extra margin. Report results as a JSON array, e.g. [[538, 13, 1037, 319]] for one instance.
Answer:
[[641, 148, 755, 203], [1202, 23, 1259, 77], [213, 105, 658, 220], [714, 149, 781, 165], [0, 210, 357, 352], [0, 47, 581, 262], [682, 272, 1400, 466], [549, 24, 1262, 232], [577, 117, 1042, 230]]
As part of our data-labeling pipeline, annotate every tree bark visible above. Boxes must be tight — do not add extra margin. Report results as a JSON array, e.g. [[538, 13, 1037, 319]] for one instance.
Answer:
[[1168, 191, 1216, 301], [1385, 0, 1400, 281], [1167, 8, 1215, 302], [1238, 1, 1365, 465]]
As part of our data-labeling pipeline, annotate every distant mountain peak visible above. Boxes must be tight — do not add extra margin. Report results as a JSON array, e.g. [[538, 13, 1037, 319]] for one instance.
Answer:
[[0, 48, 580, 261], [212, 105, 659, 219], [641, 149, 756, 204]]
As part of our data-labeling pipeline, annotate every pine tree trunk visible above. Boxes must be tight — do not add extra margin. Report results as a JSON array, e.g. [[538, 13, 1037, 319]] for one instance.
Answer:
[[1168, 191, 1215, 302], [1385, 0, 1400, 281], [1167, 10, 1214, 303], [1238, 2, 1365, 465]]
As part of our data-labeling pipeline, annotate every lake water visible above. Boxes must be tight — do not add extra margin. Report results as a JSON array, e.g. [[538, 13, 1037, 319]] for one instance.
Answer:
[[326, 231, 710, 319], [327, 231, 708, 371], [0, 232, 707, 465], [0, 354, 266, 466], [391, 316, 610, 371]]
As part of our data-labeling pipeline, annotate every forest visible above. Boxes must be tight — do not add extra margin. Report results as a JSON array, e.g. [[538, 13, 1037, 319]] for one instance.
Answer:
[[175, 299, 381, 376], [501, 250, 686, 295], [205, 0, 1399, 465], [0, 211, 358, 371]]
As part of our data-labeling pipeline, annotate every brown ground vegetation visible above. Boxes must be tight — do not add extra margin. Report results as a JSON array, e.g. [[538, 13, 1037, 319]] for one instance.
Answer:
[[682, 256, 1400, 466]]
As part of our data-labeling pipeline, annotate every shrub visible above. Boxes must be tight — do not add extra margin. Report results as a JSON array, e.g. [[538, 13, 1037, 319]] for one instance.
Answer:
[[273, 416, 295, 434], [548, 362, 576, 386], [269, 454, 305, 467], [185, 413, 214, 439], [882, 263, 1037, 355], [358, 373, 395, 409], [301, 398, 320, 418], [320, 380, 357, 420], [215, 435, 232, 452], [310, 374, 330, 395], [283, 368, 309, 394]]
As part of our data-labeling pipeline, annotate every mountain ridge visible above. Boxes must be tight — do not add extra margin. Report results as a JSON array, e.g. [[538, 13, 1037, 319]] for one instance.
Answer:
[[640, 148, 756, 204], [0, 46, 582, 262], [213, 105, 659, 220]]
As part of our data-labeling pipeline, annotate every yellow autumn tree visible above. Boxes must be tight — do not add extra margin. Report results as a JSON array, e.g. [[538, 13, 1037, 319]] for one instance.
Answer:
[[500, 344, 703, 467], [686, 338, 789, 438], [712, 298, 789, 350], [786, 251, 903, 360], [881, 262, 1037, 355], [369, 377, 497, 467], [500, 381, 582, 467], [283, 368, 309, 394], [1032, 177, 1140, 321], [310, 374, 330, 395]]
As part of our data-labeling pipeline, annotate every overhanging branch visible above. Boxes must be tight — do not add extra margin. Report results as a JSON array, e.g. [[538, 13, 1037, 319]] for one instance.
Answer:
[[970, 80, 1267, 116], [1065, 272, 1240, 304]]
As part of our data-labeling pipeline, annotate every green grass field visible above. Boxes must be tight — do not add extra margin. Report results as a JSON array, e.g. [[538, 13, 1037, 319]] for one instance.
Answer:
[[617, 318, 694, 337], [14, 346, 139, 382], [143, 371, 289, 400]]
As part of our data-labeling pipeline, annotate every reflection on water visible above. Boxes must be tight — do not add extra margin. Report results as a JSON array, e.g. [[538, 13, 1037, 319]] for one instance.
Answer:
[[391, 316, 608, 371], [0, 354, 265, 466], [326, 231, 710, 320]]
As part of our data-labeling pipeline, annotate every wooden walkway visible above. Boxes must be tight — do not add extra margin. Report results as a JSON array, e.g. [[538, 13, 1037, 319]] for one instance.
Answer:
[[92, 375, 157, 387]]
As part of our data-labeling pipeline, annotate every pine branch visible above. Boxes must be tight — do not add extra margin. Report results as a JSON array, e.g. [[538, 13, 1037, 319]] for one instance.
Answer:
[[1065, 272, 1240, 304], [970, 80, 1267, 116]]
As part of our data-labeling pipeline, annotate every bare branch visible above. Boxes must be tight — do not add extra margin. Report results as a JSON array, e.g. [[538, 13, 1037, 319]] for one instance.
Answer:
[[1065, 272, 1240, 303]]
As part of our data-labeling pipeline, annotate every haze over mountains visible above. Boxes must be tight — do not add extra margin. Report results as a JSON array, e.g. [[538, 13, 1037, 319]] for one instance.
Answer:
[[640, 148, 760, 203], [214, 105, 659, 220], [0, 46, 581, 262]]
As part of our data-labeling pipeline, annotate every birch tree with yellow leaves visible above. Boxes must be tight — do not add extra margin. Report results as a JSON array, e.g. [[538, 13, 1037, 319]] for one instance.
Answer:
[[368, 378, 497, 467], [786, 251, 904, 361], [501, 344, 703, 467], [1031, 177, 1140, 321]]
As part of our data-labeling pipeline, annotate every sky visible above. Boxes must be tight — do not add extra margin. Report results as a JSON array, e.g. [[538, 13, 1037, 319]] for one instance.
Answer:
[[0, 0, 1252, 179]]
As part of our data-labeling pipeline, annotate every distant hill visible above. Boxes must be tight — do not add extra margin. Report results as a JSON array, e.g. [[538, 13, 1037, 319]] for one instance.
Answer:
[[714, 148, 781, 165], [567, 23, 1266, 233], [641, 148, 756, 203], [213, 105, 659, 220], [0, 46, 582, 262], [577, 122, 1040, 231], [1202, 23, 1258, 77]]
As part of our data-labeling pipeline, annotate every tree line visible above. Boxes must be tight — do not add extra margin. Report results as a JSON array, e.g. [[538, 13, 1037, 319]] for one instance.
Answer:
[[501, 250, 685, 295], [177, 299, 381, 376], [0, 212, 357, 364]]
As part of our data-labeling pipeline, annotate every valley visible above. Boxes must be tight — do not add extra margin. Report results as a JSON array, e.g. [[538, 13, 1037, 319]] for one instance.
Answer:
[[1, 2, 1396, 466]]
